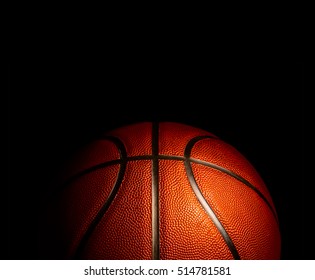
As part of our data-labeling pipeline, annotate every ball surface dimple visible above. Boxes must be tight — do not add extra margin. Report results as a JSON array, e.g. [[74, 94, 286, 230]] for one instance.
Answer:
[[39, 122, 281, 260]]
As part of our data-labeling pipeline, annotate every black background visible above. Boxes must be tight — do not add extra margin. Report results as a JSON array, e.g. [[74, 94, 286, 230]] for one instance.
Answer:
[[7, 26, 305, 260]]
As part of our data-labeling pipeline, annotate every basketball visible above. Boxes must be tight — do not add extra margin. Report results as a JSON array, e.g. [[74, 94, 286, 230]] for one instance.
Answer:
[[38, 121, 281, 260]]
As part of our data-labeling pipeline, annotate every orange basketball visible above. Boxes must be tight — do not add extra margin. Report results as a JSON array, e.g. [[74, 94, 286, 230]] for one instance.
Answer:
[[39, 122, 281, 260]]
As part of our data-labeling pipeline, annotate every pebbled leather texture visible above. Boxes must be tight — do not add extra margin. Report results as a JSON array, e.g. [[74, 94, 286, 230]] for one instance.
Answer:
[[39, 122, 281, 260]]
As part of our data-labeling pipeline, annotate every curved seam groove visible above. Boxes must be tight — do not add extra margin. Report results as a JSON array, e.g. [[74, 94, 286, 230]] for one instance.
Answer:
[[184, 136, 241, 260], [185, 136, 278, 224], [73, 136, 128, 259]]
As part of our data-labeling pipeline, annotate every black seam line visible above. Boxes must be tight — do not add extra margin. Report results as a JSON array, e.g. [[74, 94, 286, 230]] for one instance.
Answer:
[[55, 153, 278, 224], [152, 122, 160, 260], [189, 157, 279, 224], [184, 135, 241, 260], [73, 136, 127, 259], [54, 152, 278, 224], [184, 158, 241, 259], [182, 135, 279, 224]]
